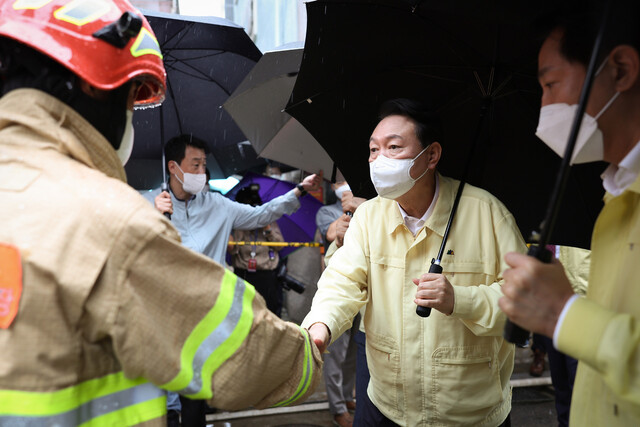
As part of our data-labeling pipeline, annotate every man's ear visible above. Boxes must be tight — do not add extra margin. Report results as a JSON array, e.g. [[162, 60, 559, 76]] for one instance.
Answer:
[[167, 160, 178, 176], [427, 141, 442, 170], [610, 45, 640, 92]]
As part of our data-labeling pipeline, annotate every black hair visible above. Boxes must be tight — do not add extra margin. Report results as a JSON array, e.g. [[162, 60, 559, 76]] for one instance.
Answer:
[[235, 184, 262, 206], [164, 134, 208, 173], [378, 98, 443, 149], [536, 1, 640, 66], [0, 37, 130, 150]]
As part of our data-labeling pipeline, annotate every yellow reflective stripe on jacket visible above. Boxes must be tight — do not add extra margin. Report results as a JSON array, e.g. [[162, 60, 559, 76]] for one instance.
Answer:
[[162, 270, 255, 399], [272, 327, 314, 407], [0, 372, 165, 426]]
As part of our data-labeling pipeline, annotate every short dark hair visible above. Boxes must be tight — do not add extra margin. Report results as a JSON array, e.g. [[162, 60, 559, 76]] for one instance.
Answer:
[[537, 1, 640, 66], [378, 98, 443, 149], [164, 134, 208, 172]]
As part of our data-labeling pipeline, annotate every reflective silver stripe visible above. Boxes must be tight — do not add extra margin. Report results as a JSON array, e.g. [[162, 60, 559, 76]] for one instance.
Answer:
[[178, 276, 247, 395], [0, 382, 164, 426]]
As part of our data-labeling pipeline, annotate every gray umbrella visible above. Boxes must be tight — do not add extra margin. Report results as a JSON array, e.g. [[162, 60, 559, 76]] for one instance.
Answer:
[[223, 42, 344, 181]]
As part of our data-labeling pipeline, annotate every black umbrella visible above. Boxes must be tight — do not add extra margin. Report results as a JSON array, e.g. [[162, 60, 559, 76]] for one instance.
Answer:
[[126, 10, 265, 190], [286, 0, 605, 253]]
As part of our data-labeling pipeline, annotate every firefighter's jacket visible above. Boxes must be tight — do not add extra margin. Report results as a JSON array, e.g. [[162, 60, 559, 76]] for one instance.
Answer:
[[0, 89, 321, 426]]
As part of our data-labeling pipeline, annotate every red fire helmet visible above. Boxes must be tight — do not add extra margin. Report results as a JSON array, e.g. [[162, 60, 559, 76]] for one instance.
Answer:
[[0, 0, 167, 108]]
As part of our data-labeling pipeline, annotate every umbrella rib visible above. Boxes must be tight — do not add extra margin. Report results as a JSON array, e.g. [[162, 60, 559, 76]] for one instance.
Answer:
[[164, 50, 228, 61], [491, 74, 513, 98], [473, 71, 487, 97], [165, 73, 184, 136], [163, 63, 233, 96], [488, 67, 495, 95]]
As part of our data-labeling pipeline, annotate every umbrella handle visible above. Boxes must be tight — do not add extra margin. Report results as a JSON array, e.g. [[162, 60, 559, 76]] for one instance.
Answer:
[[161, 181, 171, 221], [503, 245, 552, 346], [416, 262, 443, 318]]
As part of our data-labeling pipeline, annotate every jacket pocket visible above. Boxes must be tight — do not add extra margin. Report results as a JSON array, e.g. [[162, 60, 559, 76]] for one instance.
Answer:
[[431, 346, 503, 421], [366, 333, 402, 418]]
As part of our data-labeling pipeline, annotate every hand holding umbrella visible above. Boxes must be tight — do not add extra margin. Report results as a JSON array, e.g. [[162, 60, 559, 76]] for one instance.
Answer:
[[154, 190, 173, 217], [413, 273, 455, 316], [499, 253, 575, 337]]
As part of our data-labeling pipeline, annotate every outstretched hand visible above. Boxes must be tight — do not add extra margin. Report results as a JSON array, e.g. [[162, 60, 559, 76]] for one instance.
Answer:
[[300, 171, 323, 192], [307, 322, 330, 353]]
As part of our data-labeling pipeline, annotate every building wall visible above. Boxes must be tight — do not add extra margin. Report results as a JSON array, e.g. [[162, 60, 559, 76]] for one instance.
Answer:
[[130, 0, 175, 13], [178, 0, 306, 53]]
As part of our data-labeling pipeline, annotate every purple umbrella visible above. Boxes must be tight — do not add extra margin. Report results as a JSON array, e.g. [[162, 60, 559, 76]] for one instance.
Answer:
[[226, 172, 324, 258]]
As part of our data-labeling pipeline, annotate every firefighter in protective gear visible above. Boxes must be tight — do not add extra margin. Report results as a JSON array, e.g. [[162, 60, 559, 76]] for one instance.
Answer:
[[0, 1, 321, 426]]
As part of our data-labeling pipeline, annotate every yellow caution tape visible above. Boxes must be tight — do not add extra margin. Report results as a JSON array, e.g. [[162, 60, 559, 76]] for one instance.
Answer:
[[228, 241, 322, 248]]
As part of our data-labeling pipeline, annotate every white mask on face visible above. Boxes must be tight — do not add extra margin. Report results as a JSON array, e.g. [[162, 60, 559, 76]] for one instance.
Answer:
[[116, 110, 135, 166], [334, 183, 351, 200], [369, 145, 430, 199], [535, 59, 620, 164], [173, 162, 207, 194]]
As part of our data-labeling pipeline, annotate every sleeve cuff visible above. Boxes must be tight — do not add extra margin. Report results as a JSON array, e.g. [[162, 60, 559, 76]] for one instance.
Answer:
[[554, 296, 617, 366], [451, 285, 474, 317], [553, 294, 579, 348]]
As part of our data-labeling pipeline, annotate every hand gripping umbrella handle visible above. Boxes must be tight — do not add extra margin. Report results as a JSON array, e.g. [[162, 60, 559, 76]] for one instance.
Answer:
[[416, 262, 443, 317], [503, 245, 553, 346]]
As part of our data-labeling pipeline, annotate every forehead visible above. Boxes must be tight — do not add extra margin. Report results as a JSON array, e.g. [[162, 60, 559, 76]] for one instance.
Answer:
[[370, 115, 418, 143], [184, 145, 206, 160], [538, 30, 583, 75]]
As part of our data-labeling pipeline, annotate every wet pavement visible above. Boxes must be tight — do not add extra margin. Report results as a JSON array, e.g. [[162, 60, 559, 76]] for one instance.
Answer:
[[206, 347, 558, 427]]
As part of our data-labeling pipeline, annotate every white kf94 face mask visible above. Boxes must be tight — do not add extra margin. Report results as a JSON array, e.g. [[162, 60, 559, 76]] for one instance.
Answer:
[[369, 145, 430, 199], [535, 93, 618, 164], [173, 162, 207, 194], [334, 183, 351, 200], [535, 59, 620, 164]]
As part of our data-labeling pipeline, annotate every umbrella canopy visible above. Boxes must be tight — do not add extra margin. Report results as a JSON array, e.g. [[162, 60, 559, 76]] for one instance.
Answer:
[[223, 43, 345, 182], [226, 173, 324, 258], [127, 10, 266, 190], [286, 0, 605, 249]]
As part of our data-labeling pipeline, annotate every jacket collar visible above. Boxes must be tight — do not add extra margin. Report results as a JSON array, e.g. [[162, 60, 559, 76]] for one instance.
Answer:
[[385, 172, 455, 238], [0, 88, 126, 182]]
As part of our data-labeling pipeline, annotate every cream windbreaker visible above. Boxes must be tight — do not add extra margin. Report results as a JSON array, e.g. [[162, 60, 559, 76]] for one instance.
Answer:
[[303, 174, 526, 426], [0, 89, 321, 426]]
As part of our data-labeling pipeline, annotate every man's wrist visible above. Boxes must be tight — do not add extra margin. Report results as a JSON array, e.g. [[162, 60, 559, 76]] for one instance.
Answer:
[[296, 183, 308, 197]]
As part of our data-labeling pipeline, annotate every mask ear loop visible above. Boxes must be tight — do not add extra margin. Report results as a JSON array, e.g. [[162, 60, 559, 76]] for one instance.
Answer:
[[592, 55, 621, 121], [410, 144, 431, 182], [594, 91, 620, 120], [171, 161, 185, 185]]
